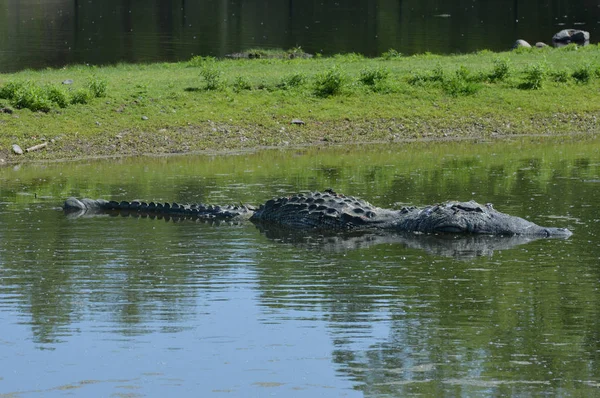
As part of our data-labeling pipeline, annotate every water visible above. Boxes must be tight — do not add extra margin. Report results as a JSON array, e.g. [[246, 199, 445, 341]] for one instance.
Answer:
[[1, 0, 599, 72], [0, 138, 599, 396]]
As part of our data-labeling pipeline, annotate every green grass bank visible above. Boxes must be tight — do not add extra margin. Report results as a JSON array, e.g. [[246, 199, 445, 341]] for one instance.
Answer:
[[1, 45, 600, 163]]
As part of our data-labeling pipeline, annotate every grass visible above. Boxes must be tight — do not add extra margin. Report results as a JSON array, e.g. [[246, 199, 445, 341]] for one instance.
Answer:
[[1, 44, 600, 161]]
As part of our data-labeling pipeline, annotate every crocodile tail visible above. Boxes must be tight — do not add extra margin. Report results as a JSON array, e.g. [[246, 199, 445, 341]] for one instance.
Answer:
[[63, 198, 253, 220]]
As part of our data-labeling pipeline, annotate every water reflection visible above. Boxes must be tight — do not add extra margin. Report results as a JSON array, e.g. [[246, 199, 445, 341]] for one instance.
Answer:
[[253, 221, 568, 258], [0, 139, 599, 395], [1, 0, 599, 72]]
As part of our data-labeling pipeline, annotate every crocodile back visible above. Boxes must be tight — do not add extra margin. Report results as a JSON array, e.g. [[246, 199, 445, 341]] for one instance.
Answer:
[[250, 191, 396, 230]]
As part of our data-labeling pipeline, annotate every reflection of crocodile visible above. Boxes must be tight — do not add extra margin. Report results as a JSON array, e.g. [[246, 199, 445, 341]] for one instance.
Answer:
[[253, 223, 560, 258], [64, 190, 572, 237]]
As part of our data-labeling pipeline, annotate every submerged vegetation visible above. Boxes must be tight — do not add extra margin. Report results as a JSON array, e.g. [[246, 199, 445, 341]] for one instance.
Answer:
[[1, 44, 600, 161]]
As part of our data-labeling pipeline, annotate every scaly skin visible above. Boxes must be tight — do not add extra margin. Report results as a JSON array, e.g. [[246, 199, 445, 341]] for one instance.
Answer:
[[64, 190, 572, 237], [63, 197, 254, 220]]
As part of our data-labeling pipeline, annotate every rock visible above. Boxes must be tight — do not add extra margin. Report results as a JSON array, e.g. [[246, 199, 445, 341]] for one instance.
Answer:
[[512, 40, 531, 50], [11, 144, 23, 155], [535, 42, 549, 48], [62, 79, 74, 85], [291, 119, 305, 125], [141, 115, 149, 120], [552, 29, 590, 44]]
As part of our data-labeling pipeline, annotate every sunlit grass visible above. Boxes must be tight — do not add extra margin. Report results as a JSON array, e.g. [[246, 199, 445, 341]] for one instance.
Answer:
[[1, 45, 600, 160]]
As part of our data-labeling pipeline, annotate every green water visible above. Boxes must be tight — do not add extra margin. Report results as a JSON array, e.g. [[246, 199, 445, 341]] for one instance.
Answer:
[[0, 137, 599, 396]]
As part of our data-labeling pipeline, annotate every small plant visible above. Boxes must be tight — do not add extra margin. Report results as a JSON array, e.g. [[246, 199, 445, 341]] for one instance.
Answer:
[[11, 83, 51, 112], [431, 65, 445, 82], [232, 75, 252, 92], [519, 62, 547, 90], [277, 73, 306, 90], [512, 46, 534, 54], [412, 52, 441, 60], [550, 69, 570, 83], [287, 46, 306, 58], [88, 77, 107, 97], [332, 53, 365, 62], [359, 67, 390, 87], [488, 58, 510, 82], [455, 65, 474, 81], [407, 71, 428, 86], [572, 64, 592, 83], [46, 86, 69, 108], [314, 66, 345, 97], [408, 65, 445, 86], [188, 55, 217, 67], [200, 65, 222, 91], [70, 88, 93, 105], [442, 75, 481, 97], [557, 43, 579, 52], [0, 81, 26, 99], [381, 49, 402, 60]]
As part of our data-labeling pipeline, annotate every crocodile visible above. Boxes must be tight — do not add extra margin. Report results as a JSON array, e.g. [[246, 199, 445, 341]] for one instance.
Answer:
[[63, 190, 572, 237]]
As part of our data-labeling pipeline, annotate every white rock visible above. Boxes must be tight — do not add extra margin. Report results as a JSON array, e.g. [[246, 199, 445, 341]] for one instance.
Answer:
[[11, 144, 23, 155]]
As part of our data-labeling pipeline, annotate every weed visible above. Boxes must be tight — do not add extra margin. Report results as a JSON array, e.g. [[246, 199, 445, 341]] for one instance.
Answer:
[[512, 46, 534, 55], [46, 86, 69, 108], [11, 83, 51, 112], [488, 58, 510, 82], [407, 71, 428, 86], [287, 46, 308, 58], [454, 65, 486, 83], [0, 81, 26, 99], [557, 44, 580, 52], [188, 56, 217, 67], [442, 74, 481, 97], [572, 64, 592, 83], [408, 65, 445, 86], [232, 76, 252, 92], [550, 69, 570, 83], [431, 65, 445, 82], [381, 49, 402, 60], [70, 89, 93, 105], [314, 66, 346, 97], [200, 65, 222, 91], [332, 53, 365, 62], [359, 67, 390, 86], [519, 62, 547, 90], [412, 52, 441, 60], [88, 77, 107, 97], [256, 81, 271, 91], [277, 73, 307, 90]]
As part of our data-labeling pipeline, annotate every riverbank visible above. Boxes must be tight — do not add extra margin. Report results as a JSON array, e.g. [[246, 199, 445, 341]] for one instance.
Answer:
[[1, 46, 600, 163]]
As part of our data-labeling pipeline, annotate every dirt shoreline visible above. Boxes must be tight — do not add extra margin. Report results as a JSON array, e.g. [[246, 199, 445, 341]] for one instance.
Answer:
[[1, 120, 598, 167]]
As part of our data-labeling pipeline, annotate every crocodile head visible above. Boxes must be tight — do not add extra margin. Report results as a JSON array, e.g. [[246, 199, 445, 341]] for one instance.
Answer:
[[401, 201, 573, 237]]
